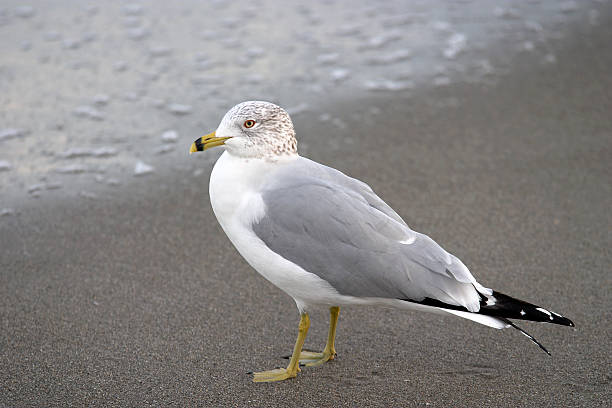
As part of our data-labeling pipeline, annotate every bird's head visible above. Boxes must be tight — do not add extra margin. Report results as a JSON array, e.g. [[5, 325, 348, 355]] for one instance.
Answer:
[[190, 101, 298, 158]]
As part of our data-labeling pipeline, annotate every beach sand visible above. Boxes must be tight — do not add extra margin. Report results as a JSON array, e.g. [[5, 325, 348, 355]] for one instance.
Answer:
[[1, 5, 611, 408]]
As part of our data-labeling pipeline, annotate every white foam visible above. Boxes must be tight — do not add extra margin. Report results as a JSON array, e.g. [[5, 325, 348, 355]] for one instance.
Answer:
[[525, 21, 543, 32], [316, 53, 339, 65], [15, 5, 36, 18], [93, 94, 110, 106], [79, 191, 98, 199], [246, 48, 265, 59], [544, 54, 557, 64], [0, 208, 16, 216], [46, 183, 62, 190], [167, 103, 192, 115], [434, 76, 451, 86], [127, 27, 149, 41], [73, 106, 105, 121], [560, 1, 578, 13], [155, 145, 175, 155], [55, 164, 103, 174], [0, 128, 28, 142], [494, 7, 519, 19], [161, 130, 178, 143], [122, 4, 143, 16], [28, 184, 44, 194], [148, 45, 172, 58], [331, 118, 347, 129], [62, 39, 80, 50], [113, 61, 128, 72], [335, 24, 361, 37], [44, 31, 61, 41], [432, 21, 451, 32], [444, 33, 467, 59], [364, 79, 413, 92], [0, 160, 12, 171], [59, 147, 118, 159], [367, 49, 411, 65], [134, 161, 154, 176], [361, 30, 402, 50], [243, 74, 263, 85], [330, 69, 350, 82]]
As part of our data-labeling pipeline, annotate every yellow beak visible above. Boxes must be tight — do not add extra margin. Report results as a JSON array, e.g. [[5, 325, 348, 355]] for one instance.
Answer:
[[189, 131, 232, 153]]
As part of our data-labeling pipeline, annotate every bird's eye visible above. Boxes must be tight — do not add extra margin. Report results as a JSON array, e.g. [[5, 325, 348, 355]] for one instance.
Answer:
[[244, 120, 256, 128]]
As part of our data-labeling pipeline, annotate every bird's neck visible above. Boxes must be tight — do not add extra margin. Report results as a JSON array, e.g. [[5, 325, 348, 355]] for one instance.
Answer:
[[209, 151, 299, 222]]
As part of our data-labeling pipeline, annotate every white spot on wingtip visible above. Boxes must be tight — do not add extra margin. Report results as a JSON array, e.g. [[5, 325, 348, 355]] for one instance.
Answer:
[[520, 309, 526, 316], [536, 307, 554, 320]]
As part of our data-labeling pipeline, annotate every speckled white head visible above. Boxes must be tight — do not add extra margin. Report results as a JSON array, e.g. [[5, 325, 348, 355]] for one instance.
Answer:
[[216, 101, 298, 159]]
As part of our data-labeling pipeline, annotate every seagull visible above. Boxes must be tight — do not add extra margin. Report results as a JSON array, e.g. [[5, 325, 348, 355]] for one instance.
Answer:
[[190, 101, 574, 382]]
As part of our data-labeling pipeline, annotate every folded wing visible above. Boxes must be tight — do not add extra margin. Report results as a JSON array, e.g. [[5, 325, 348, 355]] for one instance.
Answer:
[[251, 157, 489, 312]]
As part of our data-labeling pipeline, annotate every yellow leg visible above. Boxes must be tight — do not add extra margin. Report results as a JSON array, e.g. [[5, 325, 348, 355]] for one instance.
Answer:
[[299, 306, 340, 367], [253, 313, 310, 382]]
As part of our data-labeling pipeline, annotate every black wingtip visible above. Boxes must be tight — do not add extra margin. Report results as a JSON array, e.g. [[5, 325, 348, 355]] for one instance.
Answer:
[[554, 314, 575, 328], [480, 291, 575, 327]]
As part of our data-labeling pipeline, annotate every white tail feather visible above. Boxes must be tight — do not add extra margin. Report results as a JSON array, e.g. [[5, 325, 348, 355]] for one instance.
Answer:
[[439, 308, 510, 329]]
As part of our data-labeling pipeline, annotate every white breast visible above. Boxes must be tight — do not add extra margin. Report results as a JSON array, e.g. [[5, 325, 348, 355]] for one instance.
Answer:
[[208, 151, 341, 311]]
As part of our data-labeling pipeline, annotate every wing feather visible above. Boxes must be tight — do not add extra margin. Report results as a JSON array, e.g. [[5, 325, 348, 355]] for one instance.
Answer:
[[251, 157, 488, 311]]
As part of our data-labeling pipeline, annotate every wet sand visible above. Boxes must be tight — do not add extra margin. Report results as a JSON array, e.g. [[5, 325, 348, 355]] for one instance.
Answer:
[[2, 8, 612, 408]]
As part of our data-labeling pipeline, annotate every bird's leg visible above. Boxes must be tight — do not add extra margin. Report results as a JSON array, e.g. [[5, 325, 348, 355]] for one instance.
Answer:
[[298, 306, 340, 367], [252, 313, 310, 382]]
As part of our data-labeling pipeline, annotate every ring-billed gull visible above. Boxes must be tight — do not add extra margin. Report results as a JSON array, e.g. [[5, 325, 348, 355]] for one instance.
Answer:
[[190, 101, 574, 382]]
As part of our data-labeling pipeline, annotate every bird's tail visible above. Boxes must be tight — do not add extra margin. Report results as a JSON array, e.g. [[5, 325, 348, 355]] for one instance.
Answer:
[[403, 290, 574, 355], [477, 290, 574, 355]]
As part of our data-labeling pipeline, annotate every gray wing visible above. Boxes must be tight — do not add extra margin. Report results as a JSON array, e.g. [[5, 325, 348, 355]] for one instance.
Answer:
[[252, 158, 486, 311]]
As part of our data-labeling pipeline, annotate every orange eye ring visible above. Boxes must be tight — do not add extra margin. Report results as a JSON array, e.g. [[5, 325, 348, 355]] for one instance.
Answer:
[[244, 120, 256, 128]]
